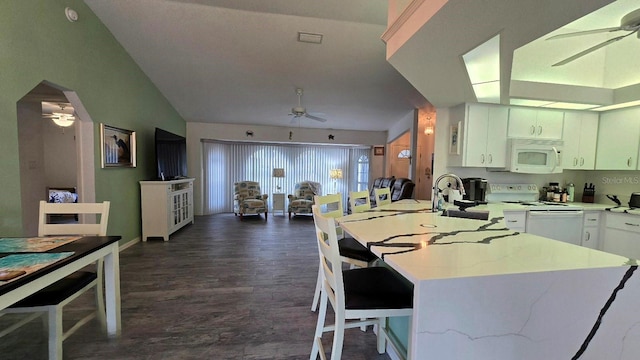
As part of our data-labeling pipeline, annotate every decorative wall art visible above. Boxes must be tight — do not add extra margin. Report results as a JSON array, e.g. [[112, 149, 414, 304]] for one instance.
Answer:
[[100, 123, 136, 168], [374, 146, 385, 156], [449, 122, 461, 155]]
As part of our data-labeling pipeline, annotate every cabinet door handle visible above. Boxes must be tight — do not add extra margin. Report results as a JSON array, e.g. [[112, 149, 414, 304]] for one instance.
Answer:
[[488, 154, 492, 164], [625, 222, 640, 227], [628, 157, 633, 167], [585, 231, 591, 241], [573, 157, 578, 166], [537, 125, 543, 135], [587, 218, 597, 222], [530, 125, 535, 135], [580, 157, 584, 166], [481, 154, 485, 164], [507, 220, 518, 223]]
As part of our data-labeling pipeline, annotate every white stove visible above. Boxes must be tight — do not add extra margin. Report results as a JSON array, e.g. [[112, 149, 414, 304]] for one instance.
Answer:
[[487, 183, 583, 211], [489, 183, 583, 245]]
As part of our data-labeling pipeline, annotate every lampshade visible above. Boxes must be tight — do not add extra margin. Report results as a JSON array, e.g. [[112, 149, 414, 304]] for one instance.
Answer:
[[272, 168, 285, 178], [329, 169, 343, 180]]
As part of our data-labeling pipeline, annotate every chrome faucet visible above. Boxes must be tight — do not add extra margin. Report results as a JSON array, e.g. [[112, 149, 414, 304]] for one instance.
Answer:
[[432, 173, 466, 211]]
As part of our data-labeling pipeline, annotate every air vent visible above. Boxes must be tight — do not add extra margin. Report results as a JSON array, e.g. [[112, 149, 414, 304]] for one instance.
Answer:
[[298, 32, 323, 44]]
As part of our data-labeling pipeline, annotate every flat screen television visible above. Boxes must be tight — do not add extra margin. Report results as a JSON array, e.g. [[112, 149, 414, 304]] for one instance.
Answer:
[[155, 128, 187, 180]]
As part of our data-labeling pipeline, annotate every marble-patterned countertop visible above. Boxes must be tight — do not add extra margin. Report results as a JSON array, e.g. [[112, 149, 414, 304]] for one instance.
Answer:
[[337, 200, 633, 284]]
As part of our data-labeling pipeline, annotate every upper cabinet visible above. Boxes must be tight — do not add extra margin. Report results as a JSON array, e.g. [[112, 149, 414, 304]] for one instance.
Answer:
[[449, 103, 508, 168], [595, 107, 640, 170], [508, 107, 564, 140], [562, 112, 598, 170]]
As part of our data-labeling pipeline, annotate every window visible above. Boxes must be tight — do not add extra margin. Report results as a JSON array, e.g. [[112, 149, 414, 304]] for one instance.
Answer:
[[202, 141, 369, 214], [356, 155, 369, 191], [398, 149, 411, 159]]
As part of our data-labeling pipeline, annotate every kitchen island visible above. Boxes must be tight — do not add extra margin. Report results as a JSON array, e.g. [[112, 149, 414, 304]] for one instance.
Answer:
[[337, 200, 640, 360]]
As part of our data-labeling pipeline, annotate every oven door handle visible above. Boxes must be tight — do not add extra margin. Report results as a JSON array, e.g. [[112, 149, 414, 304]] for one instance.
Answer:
[[528, 210, 584, 217]]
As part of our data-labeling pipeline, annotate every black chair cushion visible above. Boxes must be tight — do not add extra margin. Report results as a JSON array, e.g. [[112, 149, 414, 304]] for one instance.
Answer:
[[10, 271, 97, 307], [338, 237, 378, 263], [343, 267, 413, 310], [390, 178, 415, 201]]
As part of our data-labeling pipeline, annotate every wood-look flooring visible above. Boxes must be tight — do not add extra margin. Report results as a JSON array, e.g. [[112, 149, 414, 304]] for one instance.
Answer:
[[0, 213, 392, 359]]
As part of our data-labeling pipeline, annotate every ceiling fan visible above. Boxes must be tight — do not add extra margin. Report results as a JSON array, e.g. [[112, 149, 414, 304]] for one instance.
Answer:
[[289, 88, 327, 122], [42, 102, 76, 127], [548, 8, 640, 66]]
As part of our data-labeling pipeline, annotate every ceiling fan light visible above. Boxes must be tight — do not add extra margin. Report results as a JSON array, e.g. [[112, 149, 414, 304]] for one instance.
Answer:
[[51, 113, 75, 127]]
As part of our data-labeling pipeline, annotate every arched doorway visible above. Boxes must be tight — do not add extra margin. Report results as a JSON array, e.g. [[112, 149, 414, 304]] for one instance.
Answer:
[[17, 81, 95, 236]]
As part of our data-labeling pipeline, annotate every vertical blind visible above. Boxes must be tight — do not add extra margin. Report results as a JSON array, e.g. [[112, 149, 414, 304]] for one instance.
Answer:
[[202, 141, 369, 214]]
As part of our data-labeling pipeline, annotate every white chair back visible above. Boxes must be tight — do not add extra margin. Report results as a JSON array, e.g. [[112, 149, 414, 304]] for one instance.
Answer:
[[374, 187, 392, 207], [349, 190, 370, 213], [38, 201, 110, 237], [313, 193, 343, 218], [312, 205, 344, 309]]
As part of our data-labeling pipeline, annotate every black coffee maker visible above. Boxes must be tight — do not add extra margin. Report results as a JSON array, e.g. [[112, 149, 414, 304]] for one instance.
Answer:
[[462, 178, 488, 202]]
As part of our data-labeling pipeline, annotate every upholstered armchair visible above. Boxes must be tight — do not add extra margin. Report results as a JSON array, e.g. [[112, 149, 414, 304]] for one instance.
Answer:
[[234, 181, 268, 220], [287, 181, 322, 218]]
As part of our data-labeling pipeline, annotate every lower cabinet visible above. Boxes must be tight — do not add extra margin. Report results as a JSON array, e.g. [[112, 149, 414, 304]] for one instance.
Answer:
[[602, 212, 640, 259], [581, 211, 600, 250], [140, 178, 194, 241]]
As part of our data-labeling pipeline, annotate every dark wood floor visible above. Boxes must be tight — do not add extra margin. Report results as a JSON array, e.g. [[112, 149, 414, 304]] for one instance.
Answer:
[[0, 213, 392, 359]]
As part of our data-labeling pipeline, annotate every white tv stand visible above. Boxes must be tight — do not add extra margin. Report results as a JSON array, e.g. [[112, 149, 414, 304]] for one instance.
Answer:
[[139, 178, 194, 241]]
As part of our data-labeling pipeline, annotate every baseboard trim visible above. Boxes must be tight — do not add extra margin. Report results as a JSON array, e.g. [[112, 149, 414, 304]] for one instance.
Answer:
[[119, 237, 140, 252]]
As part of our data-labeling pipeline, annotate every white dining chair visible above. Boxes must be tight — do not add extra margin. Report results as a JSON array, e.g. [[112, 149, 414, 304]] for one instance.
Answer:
[[0, 201, 110, 360], [348, 189, 371, 213], [310, 205, 413, 360], [310, 194, 377, 312], [374, 187, 391, 207]]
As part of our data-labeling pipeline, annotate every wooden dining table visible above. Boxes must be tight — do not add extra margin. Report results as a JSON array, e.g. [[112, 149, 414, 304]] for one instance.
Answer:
[[336, 200, 640, 360], [0, 235, 122, 336]]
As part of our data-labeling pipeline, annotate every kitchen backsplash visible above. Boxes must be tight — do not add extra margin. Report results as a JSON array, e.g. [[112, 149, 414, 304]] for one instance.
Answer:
[[445, 167, 640, 205]]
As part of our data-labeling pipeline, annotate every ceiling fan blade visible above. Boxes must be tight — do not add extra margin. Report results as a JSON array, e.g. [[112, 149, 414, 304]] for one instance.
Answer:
[[305, 113, 327, 122], [552, 34, 629, 66], [547, 26, 623, 40]]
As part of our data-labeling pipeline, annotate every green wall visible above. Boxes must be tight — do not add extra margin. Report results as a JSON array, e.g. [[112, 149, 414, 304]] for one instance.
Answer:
[[0, 0, 186, 242]]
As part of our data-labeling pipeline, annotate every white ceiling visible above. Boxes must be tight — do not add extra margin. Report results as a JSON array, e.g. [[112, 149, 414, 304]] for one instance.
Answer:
[[84, 0, 429, 131], [84, 0, 640, 132], [513, 0, 640, 90], [387, 0, 640, 110]]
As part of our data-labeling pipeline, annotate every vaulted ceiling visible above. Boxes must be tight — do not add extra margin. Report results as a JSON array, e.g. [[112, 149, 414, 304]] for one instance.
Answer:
[[85, 0, 428, 132], [84, 0, 640, 133]]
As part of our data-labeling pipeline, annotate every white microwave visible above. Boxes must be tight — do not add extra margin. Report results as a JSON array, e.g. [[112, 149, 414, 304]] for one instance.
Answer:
[[507, 139, 563, 174]]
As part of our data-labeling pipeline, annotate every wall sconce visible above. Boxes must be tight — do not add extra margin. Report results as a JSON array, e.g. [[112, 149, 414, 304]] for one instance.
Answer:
[[424, 116, 434, 135], [272, 168, 285, 192]]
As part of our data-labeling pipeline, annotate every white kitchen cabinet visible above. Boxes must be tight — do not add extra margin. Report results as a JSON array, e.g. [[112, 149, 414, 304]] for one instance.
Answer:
[[503, 210, 526, 232], [140, 178, 194, 241], [562, 112, 598, 170], [508, 107, 564, 140], [581, 210, 601, 250], [602, 212, 640, 259], [595, 107, 640, 170], [449, 103, 509, 168]]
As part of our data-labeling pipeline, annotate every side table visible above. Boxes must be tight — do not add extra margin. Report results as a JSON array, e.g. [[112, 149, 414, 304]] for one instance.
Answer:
[[272, 193, 286, 216]]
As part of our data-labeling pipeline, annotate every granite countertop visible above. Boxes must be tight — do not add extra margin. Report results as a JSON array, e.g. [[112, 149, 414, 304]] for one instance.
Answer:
[[337, 200, 633, 284]]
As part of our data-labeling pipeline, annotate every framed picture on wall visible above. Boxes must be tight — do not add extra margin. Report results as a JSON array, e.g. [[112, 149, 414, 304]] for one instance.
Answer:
[[449, 122, 460, 155], [374, 146, 385, 156], [100, 123, 136, 168]]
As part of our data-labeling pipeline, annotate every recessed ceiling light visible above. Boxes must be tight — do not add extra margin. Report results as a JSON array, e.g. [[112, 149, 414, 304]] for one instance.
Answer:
[[298, 32, 323, 44]]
